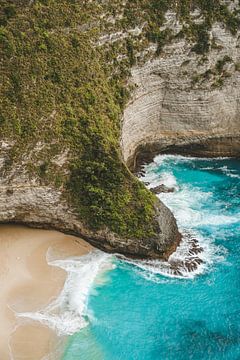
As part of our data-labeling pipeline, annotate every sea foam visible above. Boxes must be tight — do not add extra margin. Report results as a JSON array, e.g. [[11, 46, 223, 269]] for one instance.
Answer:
[[136, 155, 231, 280], [17, 250, 113, 336]]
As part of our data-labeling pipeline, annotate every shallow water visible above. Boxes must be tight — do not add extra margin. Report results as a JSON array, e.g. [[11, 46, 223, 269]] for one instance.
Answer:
[[61, 156, 240, 360]]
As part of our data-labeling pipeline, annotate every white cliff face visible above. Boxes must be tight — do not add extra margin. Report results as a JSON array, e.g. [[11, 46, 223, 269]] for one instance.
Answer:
[[0, 142, 79, 230], [121, 23, 240, 167]]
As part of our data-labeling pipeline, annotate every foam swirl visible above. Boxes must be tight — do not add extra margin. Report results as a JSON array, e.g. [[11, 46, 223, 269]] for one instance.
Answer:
[[17, 250, 113, 336]]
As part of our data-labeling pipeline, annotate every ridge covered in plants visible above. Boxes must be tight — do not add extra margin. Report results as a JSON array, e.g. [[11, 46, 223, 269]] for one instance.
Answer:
[[0, 0, 239, 239]]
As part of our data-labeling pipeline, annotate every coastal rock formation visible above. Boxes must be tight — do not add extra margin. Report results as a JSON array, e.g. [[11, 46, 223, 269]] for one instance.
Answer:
[[0, 140, 179, 260], [121, 21, 240, 168], [150, 184, 175, 194], [1, 1, 240, 259]]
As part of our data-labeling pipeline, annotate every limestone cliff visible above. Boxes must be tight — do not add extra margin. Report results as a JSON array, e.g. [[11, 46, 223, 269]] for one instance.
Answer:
[[0, 1, 239, 259], [121, 5, 240, 168], [0, 0, 181, 259]]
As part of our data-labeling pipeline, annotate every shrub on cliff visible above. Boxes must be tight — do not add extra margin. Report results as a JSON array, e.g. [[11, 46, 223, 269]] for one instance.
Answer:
[[0, 0, 158, 239]]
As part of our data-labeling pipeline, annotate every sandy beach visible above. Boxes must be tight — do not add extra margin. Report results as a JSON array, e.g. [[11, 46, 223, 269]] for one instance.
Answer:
[[0, 224, 93, 360]]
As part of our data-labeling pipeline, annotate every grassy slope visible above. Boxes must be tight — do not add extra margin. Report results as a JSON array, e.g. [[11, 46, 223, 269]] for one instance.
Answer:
[[0, 0, 158, 239], [0, 0, 239, 239]]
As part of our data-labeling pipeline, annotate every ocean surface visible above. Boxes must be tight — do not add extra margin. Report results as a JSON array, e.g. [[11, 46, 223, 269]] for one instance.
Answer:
[[41, 155, 240, 360]]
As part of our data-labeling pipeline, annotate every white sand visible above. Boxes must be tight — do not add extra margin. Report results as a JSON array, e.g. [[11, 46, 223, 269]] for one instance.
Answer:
[[0, 224, 93, 360]]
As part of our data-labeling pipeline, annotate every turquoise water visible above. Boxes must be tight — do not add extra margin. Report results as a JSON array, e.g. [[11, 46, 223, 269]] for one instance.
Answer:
[[62, 156, 240, 360]]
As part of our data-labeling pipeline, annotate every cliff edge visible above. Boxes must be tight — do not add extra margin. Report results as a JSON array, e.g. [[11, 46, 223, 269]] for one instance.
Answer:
[[1, 1, 239, 258]]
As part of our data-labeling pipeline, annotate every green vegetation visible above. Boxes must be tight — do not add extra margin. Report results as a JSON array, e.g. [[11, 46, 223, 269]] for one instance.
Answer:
[[191, 23, 210, 55], [135, 0, 240, 56], [0, 0, 239, 239], [0, 0, 158, 239], [92, 0, 240, 81], [235, 62, 240, 71], [215, 55, 233, 73], [191, 55, 233, 87]]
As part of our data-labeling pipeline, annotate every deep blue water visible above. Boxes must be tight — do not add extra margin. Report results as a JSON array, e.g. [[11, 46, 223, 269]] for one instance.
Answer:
[[62, 156, 240, 360]]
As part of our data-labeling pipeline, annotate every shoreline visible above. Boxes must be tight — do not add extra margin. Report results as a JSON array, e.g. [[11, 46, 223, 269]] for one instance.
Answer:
[[0, 224, 93, 360]]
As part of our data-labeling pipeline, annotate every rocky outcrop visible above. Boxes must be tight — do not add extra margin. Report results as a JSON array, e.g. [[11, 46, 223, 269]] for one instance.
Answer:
[[2, 1, 240, 261], [121, 22, 240, 169], [150, 184, 175, 194], [0, 141, 179, 260]]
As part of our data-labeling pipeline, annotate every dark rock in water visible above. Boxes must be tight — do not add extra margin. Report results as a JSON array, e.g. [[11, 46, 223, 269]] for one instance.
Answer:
[[189, 238, 204, 255], [167, 234, 205, 275], [172, 269, 183, 276], [184, 257, 203, 272], [137, 168, 146, 177], [150, 184, 175, 194]]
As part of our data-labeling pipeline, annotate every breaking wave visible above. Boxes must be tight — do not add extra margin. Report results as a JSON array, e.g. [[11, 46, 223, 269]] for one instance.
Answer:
[[137, 155, 236, 279], [16, 250, 113, 336]]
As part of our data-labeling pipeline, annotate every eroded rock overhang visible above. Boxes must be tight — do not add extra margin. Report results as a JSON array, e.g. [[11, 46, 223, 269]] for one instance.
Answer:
[[121, 24, 240, 170]]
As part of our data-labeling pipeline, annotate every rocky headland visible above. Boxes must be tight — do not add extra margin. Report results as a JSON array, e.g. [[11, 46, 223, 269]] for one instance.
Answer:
[[0, 0, 240, 260]]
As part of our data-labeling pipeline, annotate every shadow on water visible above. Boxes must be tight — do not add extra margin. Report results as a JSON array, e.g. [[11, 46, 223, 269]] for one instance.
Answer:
[[151, 319, 240, 360]]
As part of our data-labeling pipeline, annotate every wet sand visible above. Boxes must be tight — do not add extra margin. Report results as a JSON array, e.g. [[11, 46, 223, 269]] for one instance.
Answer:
[[0, 224, 93, 360]]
